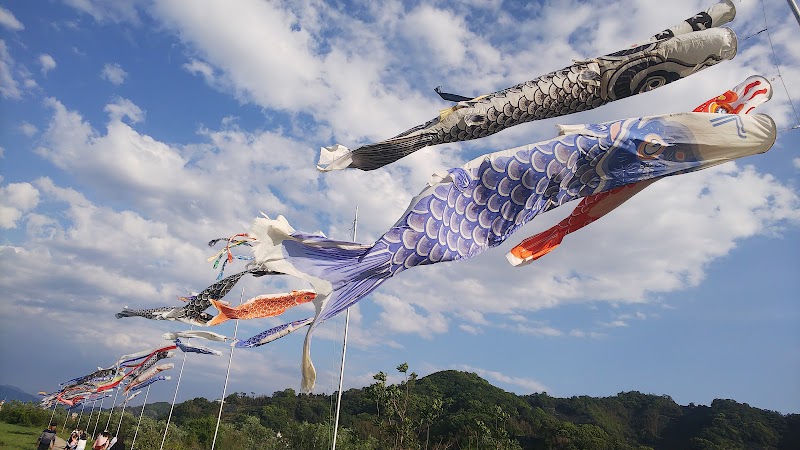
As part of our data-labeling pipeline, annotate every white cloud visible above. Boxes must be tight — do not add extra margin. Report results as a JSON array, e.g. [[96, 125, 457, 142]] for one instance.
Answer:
[[0, 6, 23, 30], [401, 5, 469, 67], [618, 312, 647, 321], [32, 97, 330, 240], [39, 54, 56, 75], [19, 121, 38, 136], [150, 0, 448, 146], [458, 364, 547, 393], [63, 0, 144, 23], [182, 59, 215, 84], [103, 97, 143, 123], [101, 62, 127, 85], [514, 323, 563, 337], [459, 324, 481, 334], [0, 182, 40, 228], [36, 97, 206, 215], [569, 329, 607, 339], [0, 40, 21, 98], [4, 0, 800, 401], [794, 158, 800, 170], [373, 292, 448, 338]]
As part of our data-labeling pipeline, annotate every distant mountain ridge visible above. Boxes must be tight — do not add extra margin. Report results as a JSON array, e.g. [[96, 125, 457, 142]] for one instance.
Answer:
[[123, 370, 800, 449], [6, 371, 797, 449], [0, 384, 38, 403]]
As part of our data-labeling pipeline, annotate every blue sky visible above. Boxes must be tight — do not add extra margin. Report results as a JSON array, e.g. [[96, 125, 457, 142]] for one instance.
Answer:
[[1, 0, 798, 415]]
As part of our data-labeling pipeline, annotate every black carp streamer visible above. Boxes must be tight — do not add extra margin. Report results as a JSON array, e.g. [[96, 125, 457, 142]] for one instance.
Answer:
[[319, 1, 737, 172]]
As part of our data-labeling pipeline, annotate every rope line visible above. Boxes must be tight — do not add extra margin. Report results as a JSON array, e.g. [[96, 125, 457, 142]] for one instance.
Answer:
[[759, 0, 800, 129], [742, 28, 767, 39]]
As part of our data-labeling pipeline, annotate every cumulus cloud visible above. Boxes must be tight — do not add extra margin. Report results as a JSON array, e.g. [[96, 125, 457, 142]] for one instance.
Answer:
[[0, 170, 319, 398], [6, 0, 800, 401], [569, 329, 606, 339], [182, 59, 216, 84], [514, 323, 564, 337], [459, 364, 547, 393], [794, 158, 800, 170], [19, 121, 38, 136], [0, 41, 22, 98], [0, 182, 40, 228], [18, 0, 800, 349], [62, 0, 144, 23], [101, 62, 127, 85], [459, 324, 481, 334], [0, 6, 23, 30], [38, 54, 56, 75], [374, 292, 448, 338], [103, 97, 143, 123], [401, 5, 470, 67]]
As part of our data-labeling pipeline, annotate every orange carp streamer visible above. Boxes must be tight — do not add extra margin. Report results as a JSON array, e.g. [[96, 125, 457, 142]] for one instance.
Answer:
[[208, 290, 316, 326]]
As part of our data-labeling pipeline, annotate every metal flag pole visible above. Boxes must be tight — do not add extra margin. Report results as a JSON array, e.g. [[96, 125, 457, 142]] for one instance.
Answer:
[[332, 206, 358, 450], [130, 385, 151, 449], [48, 401, 57, 426], [787, 0, 800, 27], [159, 325, 194, 450], [62, 405, 70, 430], [115, 394, 131, 436], [92, 393, 107, 438], [76, 401, 87, 429], [105, 388, 120, 431], [211, 286, 246, 450], [85, 399, 98, 434]]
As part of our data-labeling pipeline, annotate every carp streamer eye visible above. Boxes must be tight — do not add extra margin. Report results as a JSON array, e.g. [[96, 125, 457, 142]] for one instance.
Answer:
[[637, 133, 667, 159]]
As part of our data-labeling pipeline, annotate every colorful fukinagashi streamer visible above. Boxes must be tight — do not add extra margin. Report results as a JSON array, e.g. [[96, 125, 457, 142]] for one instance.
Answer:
[[221, 109, 776, 390], [318, 1, 738, 172], [116, 345, 177, 367], [506, 75, 773, 266], [96, 345, 176, 392], [208, 290, 316, 325], [174, 338, 222, 356]]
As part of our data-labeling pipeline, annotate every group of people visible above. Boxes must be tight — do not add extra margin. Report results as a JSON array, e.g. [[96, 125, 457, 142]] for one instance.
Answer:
[[37, 424, 125, 450], [62, 428, 88, 450]]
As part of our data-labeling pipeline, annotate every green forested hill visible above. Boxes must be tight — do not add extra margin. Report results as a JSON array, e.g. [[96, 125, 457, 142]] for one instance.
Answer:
[[3, 368, 797, 449]]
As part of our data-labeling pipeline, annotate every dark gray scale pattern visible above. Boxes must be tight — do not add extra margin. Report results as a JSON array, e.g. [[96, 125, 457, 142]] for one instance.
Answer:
[[346, 29, 733, 171]]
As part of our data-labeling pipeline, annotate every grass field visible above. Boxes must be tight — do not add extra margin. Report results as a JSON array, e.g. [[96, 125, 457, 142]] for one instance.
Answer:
[[0, 422, 66, 450]]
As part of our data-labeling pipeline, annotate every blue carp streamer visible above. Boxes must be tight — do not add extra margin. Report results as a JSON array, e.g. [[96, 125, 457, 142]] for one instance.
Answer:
[[174, 338, 222, 356], [235, 112, 775, 391], [236, 318, 314, 349]]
